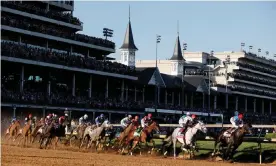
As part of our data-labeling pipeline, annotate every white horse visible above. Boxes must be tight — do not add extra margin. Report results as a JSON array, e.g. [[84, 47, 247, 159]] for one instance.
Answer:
[[164, 121, 207, 159], [80, 120, 111, 150]]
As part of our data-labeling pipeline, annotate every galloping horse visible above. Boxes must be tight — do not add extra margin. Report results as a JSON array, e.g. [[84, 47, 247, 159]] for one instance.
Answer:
[[68, 122, 89, 147], [123, 121, 160, 155], [5, 120, 21, 143], [80, 120, 111, 151], [211, 123, 252, 160], [14, 119, 33, 146], [39, 121, 66, 149], [113, 123, 134, 148], [162, 121, 207, 159]]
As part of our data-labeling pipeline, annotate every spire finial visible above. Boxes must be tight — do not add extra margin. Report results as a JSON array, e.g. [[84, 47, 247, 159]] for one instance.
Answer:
[[129, 5, 130, 21], [177, 20, 179, 36]]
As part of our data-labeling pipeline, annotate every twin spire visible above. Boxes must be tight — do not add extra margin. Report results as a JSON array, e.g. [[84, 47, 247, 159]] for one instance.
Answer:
[[120, 8, 184, 61], [170, 20, 184, 61], [120, 5, 138, 50]]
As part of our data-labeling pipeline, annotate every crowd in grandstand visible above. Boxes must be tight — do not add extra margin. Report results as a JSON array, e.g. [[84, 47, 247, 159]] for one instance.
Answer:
[[230, 83, 276, 98], [1, 14, 115, 49], [1, 41, 136, 75], [237, 60, 276, 75], [1, 1, 81, 26]]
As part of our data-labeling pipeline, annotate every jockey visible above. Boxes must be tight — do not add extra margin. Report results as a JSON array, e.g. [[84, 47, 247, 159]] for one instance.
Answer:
[[79, 114, 88, 125], [95, 114, 105, 126], [179, 112, 194, 136], [141, 113, 153, 128], [224, 113, 244, 137], [25, 114, 33, 125], [59, 116, 65, 125], [8, 117, 17, 131], [64, 110, 71, 133], [120, 115, 132, 130], [45, 113, 53, 125]]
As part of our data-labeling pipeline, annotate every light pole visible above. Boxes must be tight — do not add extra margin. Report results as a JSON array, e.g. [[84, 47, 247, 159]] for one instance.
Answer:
[[208, 50, 214, 113], [103, 28, 113, 40], [224, 55, 230, 110], [241, 42, 245, 51], [265, 51, 269, 57], [258, 48, 261, 56], [249, 45, 253, 53], [155, 35, 161, 115], [182, 42, 187, 112]]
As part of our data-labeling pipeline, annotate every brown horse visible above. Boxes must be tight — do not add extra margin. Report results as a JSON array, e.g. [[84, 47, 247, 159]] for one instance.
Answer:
[[113, 123, 134, 148], [211, 123, 252, 160], [15, 119, 33, 146], [123, 121, 160, 155], [5, 120, 21, 143], [68, 123, 89, 147]]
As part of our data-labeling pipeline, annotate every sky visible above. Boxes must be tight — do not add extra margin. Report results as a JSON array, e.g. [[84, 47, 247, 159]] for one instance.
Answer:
[[73, 1, 276, 61]]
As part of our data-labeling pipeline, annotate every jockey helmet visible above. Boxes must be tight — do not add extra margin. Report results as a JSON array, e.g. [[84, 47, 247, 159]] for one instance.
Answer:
[[84, 114, 88, 119], [48, 114, 53, 118], [135, 116, 139, 120], [100, 114, 104, 118], [65, 113, 68, 116], [191, 114, 196, 119], [33, 116, 37, 120], [238, 113, 243, 119], [28, 114, 32, 118], [148, 113, 152, 118], [186, 112, 191, 116], [234, 111, 239, 116], [53, 114, 57, 117], [128, 115, 132, 119]]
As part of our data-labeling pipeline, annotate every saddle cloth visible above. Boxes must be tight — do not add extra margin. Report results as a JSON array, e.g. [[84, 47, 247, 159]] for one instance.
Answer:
[[176, 128, 185, 139], [133, 131, 141, 137]]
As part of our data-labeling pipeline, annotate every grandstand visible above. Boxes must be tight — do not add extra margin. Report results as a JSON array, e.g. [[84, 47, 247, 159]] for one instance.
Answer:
[[1, 1, 275, 128]]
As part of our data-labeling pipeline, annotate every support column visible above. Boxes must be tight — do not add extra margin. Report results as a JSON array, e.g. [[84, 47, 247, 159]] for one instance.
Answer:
[[43, 107, 46, 117], [185, 94, 188, 107], [202, 93, 205, 108], [165, 90, 168, 105], [93, 112, 95, 121], [88, 75, 92, 98], [121, 80, 124, 102], [20, 65, 24, 93], [72, 73, 75, 96], [214, 95, 217, 110], [47, 81, 51, 96], [87, 49, 90, 57], [226, 93, 229, 109], [157, 87, 160, 104], [269, 101, 272, 115], [245, 97, 248, 112], [46, 40, 48, 49], [142, 87, 145, 102], [70, 46, 73, 56], [235, 96, 239, 111], [178, 92, 181, 105], [262, 99, 264, 114], [125, 85, 128, 101], [172, 92, 175, 105], [18, 36, 21, 44], [105, 78, 109, 99], [13, 106, 16, 117], [134, 86, 137, 102], [253, 98, 256, 113], [191, 92, 194, 108], [109, 113, 111, 122], [46, 3, 49, 12]]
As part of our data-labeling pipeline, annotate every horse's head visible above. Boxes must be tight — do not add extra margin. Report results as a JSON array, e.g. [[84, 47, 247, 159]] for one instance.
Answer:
[[148, 121, 160, 132], [101, 120, 111, 128], [195, 121, 207, 134], [243, 123, 253, 135]]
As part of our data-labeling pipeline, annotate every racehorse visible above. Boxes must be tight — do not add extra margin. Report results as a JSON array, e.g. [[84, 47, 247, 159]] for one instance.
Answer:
[[80, 120, 111, 151], [69, 123, 90, 148], [162, 121, 207, 159], [122, 121, 160, 155], [5, 120, 21, 143], [113, 123, 134, 148], [39, 121, 66, 149], [14, 119, 33, 146], [211, 123, 252, 160]]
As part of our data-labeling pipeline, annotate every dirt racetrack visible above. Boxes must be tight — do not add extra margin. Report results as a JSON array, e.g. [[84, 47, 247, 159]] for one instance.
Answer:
[[2, 144, 271, 166]]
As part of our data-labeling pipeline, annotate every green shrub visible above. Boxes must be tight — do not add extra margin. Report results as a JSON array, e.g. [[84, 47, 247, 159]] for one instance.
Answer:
[[265, 133, 276, 139]]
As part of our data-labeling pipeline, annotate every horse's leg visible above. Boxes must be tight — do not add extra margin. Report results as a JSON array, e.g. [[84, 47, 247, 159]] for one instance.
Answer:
[[229, 145, 238, 160], [173, 138, 177, 159], [225, 143, 232, 160], [129, 139, 139, 156], [54, 137, 59, 150], [212, 140, 218, 156]]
